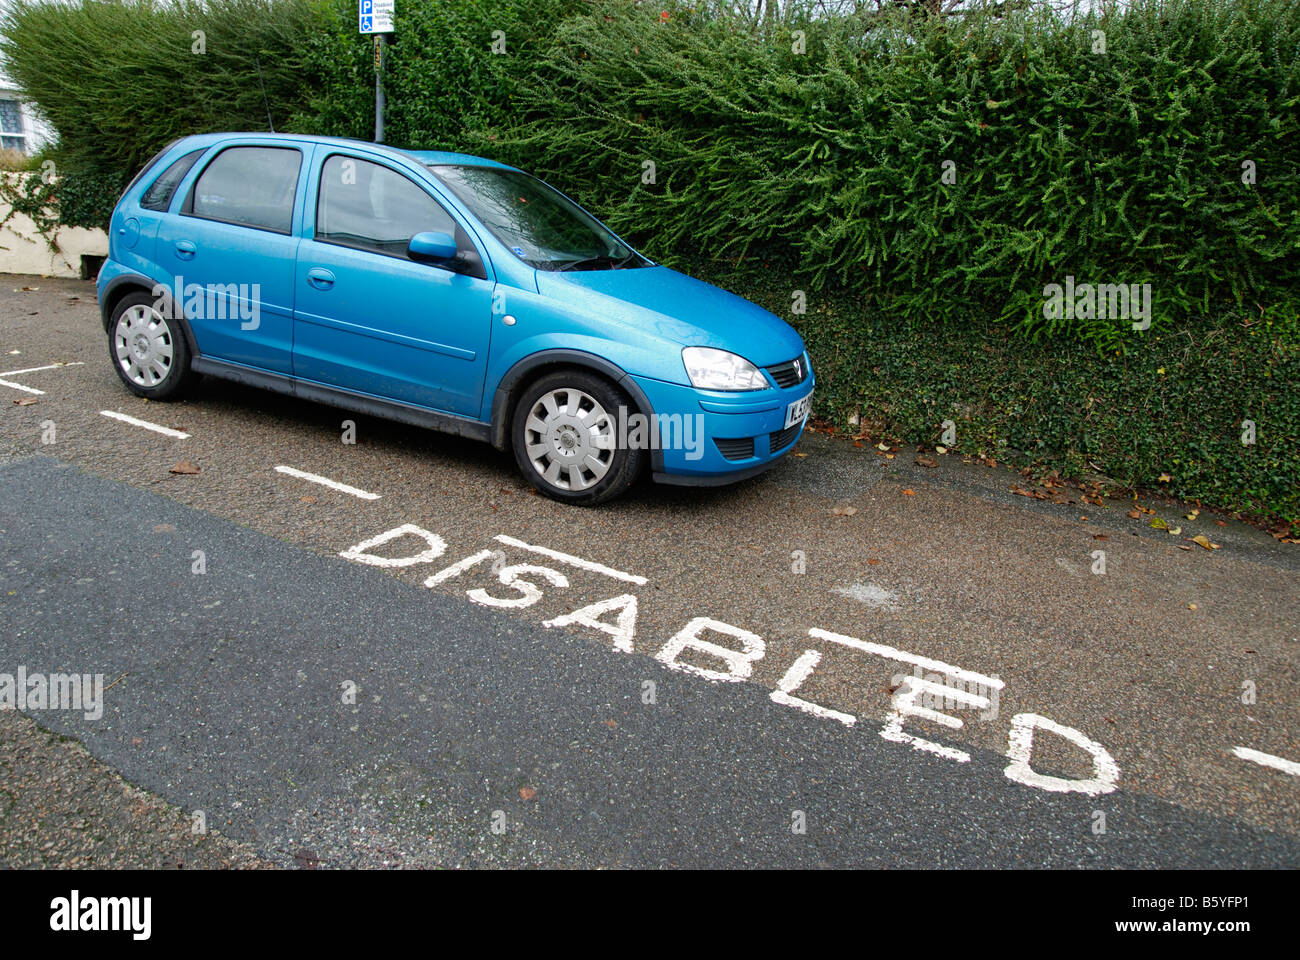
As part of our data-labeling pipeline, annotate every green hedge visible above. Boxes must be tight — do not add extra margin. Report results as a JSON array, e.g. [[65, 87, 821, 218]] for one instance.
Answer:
[[492, 0, 1300, 353], [703, 259, 1299, 527], [291, 0, 587, 147], [0, 0, 318, 188]]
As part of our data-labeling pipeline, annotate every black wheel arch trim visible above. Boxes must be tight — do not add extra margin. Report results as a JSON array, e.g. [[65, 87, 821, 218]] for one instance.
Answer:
[[490, 349, 663, 473], [99, 273, 201, 360]]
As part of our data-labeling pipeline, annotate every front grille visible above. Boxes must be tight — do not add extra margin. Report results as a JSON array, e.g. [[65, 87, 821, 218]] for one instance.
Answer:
[[765, 355, 809, 389], [769, 423, 802, 453], [715, 437, 755, 461]]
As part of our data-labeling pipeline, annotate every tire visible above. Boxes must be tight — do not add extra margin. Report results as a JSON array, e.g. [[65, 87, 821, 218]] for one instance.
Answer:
[[107, 290, 195, 400], [511, 369, 645, 506]]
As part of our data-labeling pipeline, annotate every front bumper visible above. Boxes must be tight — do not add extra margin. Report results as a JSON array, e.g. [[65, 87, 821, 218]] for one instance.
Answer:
[[629, 369, 815, 484]]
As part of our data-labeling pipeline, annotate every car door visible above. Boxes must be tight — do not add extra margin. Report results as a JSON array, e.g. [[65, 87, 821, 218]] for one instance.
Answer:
[[155, 141, 308, 374], [292, 152, 494, 419]]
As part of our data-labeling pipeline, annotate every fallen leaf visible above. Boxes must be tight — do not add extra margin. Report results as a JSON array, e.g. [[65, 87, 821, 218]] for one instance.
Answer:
[[604, 719, 618, 728], [915, 456, 938, 468], [1149, 517, 1168, 530], [1167, 526, 1181, 536], [1127, 509, 1142, 519], [1158, 473, 1172, 483], [875, 442, 890, 452], [13, 398, 37, 406], [902, 489, 916, 496], [300, 496, 317, 503], [1190, 535, 1220, 550], [935, 445, 948, 455], [830, 505, 857, 516], [1214, 519, 1227, 527], [519, 787, 537, 801], [168, 461, 200, 475], [1093, 533, 1109, 541], [1188, 603, 1198, 610], [1185, 509, 1199, 520], [867, 558, 881, 565]]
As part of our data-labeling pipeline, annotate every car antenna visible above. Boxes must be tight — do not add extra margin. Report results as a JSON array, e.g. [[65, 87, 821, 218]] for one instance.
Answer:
[[254, 56, 275, 133]]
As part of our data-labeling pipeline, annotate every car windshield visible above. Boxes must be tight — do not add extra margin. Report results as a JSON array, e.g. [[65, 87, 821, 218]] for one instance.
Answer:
[[428, 164, 647, 271]]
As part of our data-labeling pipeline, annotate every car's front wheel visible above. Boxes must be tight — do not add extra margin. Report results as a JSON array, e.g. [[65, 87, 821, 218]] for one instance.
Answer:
[[108, 291, 195, 400], [511, 370, 644, 506]]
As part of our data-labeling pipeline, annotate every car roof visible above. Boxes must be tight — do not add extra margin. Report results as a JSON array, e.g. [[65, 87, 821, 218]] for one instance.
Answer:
[[174, 132, 520, 172]]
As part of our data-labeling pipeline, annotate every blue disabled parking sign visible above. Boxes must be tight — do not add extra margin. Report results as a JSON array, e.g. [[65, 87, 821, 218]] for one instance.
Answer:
[[359, 0, 393, 35]]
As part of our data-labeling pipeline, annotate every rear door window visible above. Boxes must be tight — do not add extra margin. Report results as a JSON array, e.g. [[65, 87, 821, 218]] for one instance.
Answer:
[[187, 146, 302, 234]]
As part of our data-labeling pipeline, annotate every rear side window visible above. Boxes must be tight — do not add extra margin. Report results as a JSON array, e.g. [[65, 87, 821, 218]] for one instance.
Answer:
[[317, 154, 456, 258], [117, 138, 182, 207], [140, 149, 205, 212], [188, 146, 302, 234]]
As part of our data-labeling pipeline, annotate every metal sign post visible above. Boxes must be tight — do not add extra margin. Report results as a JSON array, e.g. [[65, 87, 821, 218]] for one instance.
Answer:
[[374, 34, 385, 143], [359, 1, 395, 143]]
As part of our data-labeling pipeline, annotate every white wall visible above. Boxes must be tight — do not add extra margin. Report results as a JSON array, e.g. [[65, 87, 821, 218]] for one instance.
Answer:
[[0, 172, 108, 278]]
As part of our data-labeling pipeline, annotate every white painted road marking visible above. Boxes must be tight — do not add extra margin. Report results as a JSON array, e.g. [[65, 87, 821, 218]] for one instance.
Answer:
[[771, 650, 857, 727], [0, 362, 86, 377], [809, 628, 1006, 690], [274, 465, 380, 501], [99, 410, 191, 439], [1231, 746, 1300, 777], [493, 534, 648, 585], [0, 361, 85, 395], [0, 378, 43, 395], [339, 523, 446, 566]]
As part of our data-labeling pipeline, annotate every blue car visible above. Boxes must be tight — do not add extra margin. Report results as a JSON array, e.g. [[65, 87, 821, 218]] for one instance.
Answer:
[[98, 133, 814, 504]]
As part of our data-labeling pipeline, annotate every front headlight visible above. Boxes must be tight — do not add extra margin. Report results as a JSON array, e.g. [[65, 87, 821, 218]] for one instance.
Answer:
[[682, 347, 769, 391]]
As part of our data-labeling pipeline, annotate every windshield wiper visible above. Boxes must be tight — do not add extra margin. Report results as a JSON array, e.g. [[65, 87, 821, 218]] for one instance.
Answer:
[[554, 252, 640, 272], [555, 255, 617, 272]]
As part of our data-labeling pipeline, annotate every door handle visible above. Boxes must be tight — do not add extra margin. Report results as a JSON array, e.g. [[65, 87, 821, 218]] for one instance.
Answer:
[[306, 267, 335, 290], [174, 240, 197, 260]]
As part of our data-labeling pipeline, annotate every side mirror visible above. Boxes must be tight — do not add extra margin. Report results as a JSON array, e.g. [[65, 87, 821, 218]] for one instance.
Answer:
[[408, 231, 458, 264]]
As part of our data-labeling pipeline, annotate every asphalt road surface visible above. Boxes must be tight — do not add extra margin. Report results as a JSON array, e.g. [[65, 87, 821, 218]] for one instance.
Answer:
[[1, 275, 1297, 868]]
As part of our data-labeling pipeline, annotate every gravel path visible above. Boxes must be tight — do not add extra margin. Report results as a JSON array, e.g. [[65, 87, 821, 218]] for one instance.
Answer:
[[0, 710, 270, 869]]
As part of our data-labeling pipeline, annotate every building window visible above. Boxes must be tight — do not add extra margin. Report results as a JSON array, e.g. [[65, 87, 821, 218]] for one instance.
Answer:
[[0, 98, 28, 153]]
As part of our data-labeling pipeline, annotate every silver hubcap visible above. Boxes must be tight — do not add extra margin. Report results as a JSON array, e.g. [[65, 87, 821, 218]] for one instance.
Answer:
[[524, 388, 616, 491], [114, 304, 175, 387]]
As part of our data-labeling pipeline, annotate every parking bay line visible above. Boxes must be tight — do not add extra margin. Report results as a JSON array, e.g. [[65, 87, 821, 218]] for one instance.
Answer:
[[0, 362, 85, 395], [274, 465, 381, 501], [0, 378, 42, 395], [493, 533, 648, 585], [99, 410, 191, 439], [1231, 746, 1300, 777]]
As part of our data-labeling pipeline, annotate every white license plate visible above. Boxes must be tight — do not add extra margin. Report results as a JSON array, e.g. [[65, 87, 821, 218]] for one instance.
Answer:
[[784, 393, 812, 429]]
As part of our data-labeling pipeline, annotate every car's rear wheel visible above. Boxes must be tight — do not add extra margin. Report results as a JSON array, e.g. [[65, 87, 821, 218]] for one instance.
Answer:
[[108, 291, 195, 400], [511, 370, 644, 505]]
